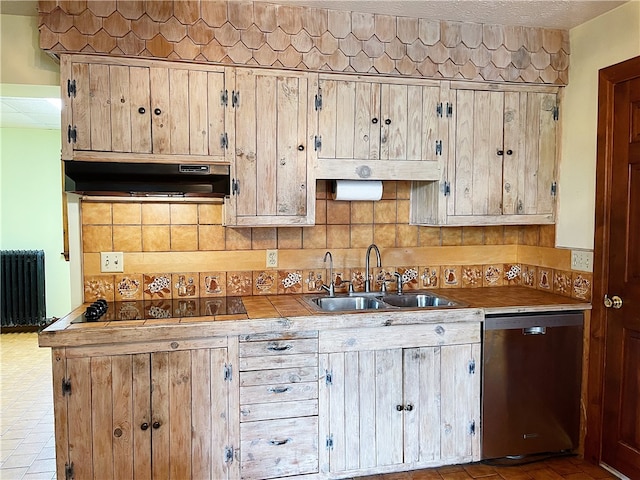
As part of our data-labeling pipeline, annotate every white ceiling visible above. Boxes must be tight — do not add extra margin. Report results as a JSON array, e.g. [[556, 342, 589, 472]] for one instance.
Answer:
[[0, 0, 628, 130]]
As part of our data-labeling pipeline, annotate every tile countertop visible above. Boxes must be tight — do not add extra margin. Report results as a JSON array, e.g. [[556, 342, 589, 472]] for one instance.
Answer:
[[38, 286, 590, 349]]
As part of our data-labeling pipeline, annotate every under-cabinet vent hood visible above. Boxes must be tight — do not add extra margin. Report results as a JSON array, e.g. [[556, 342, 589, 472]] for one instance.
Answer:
[[64, 161, 230, 197]]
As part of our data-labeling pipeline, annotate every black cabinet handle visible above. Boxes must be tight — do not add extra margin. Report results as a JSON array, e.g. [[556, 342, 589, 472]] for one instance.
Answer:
[[298, 145, 304, 151], [269, 386, 291, 394], [154, 108, 161, 116], [152, 421, 161, 429], [267, 344, 292, 352], [396, 404, 404, 411], [269, 439, 290, 446], [506, 149, 513, 155], [372, 118, 378, 124], [384, 118, 391, 125], [140, 422, 149, 431], [497, 149, 504, 156], [138, 107, 146, 114]]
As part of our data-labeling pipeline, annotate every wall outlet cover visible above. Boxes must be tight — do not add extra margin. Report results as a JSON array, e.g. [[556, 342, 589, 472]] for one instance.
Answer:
[[101, 252, 124, 273], [571, 250, 593, 272], [266, 249, 278, 268]]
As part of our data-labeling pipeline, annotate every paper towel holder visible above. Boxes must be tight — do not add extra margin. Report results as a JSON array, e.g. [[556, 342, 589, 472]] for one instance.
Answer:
[[330, 180, 383, 201]]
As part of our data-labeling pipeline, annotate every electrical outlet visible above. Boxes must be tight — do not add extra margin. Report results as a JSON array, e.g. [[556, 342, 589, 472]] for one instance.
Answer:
[[101, 252, 124, 273], [571, 250, 593, 272], [266, 249, 278, 268]]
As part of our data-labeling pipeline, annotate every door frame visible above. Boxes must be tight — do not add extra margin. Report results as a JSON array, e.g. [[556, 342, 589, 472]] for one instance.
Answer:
[[585, 55, 640, 464]]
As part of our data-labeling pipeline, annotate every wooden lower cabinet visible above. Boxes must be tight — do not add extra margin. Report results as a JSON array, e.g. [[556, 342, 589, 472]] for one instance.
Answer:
[[238, 332, 320, 480], [318, 321, 481, 477], [51, 340, 239, 480]]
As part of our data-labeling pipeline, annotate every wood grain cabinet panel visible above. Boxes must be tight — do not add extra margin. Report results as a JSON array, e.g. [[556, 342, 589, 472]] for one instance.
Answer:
[[224, 68, 318, 227], [314, 74, 446, 181], [411, 82, 560, 226], [51, 345, 237, 480], [61, 54, 229, 164], [318, 321, 480, 477]]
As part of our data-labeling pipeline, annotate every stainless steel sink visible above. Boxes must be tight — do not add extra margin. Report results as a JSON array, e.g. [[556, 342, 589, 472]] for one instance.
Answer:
[[381, 293, 461, 308], [309, 296, 388, 312]]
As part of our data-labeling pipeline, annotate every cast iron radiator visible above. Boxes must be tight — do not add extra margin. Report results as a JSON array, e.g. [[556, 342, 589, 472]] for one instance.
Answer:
[[1, 250, 46, 327]]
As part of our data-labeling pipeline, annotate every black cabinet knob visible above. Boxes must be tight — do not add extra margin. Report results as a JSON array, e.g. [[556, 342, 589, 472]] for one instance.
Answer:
[[384, 118, 391, 125], [372, 118, 378, 124], [298, 145, 304, 151], [405, 404, 414, 411], [152, 421, 161, 429], [396, 404, 404, 411], [138, 107, 146, 114], [497, 149, 504, 156], [154, 108, 161, 116], [141, 423, 149, 430], [506, 149, 513, 155]]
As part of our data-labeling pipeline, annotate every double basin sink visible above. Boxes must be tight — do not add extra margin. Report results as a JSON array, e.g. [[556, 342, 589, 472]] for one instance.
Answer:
[[307, 292, 464, 312]]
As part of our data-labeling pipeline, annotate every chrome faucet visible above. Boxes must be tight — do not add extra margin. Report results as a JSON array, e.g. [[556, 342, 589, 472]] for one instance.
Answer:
[[321, 251, 335, 297], [364, 244, 382, 293], [394, 272, 404, 295]]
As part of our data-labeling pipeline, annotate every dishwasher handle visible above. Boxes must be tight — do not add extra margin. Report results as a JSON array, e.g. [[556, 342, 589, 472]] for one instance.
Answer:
[[523, 326, 546, 335]]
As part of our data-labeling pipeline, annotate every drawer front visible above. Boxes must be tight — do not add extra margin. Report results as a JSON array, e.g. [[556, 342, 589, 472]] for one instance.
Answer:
[[240, 399, 318, 422], [239, 338, 318, 358], [240, 381, 318, 405], [240, 366, 318, 386], [240, 417, 318, 480], [239, 353, 317, 371]]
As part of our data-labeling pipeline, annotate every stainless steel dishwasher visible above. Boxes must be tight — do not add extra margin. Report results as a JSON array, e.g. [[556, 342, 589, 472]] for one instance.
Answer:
[[481, 311, 584, 460]]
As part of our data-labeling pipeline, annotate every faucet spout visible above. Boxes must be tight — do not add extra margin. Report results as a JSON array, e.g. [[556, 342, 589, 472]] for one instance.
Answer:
[[321, 251, 335, 297], [364, 244, 382, 293]]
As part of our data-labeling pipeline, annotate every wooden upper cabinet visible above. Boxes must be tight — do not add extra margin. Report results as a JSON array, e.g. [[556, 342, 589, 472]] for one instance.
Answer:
[[224, 68, 317, 227], [411, 82, 559, 226], [314, 75, 445, 181], [61, 54, 229, 164]]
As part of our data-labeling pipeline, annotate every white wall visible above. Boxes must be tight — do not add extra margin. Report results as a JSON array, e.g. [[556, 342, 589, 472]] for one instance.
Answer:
[[556, 0, 640, 249]]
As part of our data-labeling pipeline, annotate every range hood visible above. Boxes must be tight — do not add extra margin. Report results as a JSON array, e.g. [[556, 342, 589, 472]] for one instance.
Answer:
[[64, 161, 230, 197]]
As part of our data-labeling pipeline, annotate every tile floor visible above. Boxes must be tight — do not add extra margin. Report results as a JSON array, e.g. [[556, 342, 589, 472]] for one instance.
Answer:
[[0, 333, 619, 480]]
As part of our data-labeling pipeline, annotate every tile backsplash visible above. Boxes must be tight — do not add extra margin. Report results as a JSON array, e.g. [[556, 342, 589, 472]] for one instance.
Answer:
[[81, 181, 592, 304]]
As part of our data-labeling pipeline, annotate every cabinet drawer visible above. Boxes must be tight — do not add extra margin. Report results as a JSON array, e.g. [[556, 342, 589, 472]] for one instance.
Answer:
[[240, 381, 318, 405], [240, 399, 318, 422], [240, 417, 318, 480], [239, 353, 318, 371], [239, 338, 318, 358], [240, 366, 318, 386]]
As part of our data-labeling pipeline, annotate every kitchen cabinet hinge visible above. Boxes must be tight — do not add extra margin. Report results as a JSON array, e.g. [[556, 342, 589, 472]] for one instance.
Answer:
[[553, 105, 559, 121], [231, 179, 240, 196], [62, 378, 72, 396], [224, 363, 233, 382], [437, 102, 443, 117], [67, 79, 76, 98], [469, 420, 476, 436], [468, 359, 476, 375], [67, 125, 77, 144], [231, 90, 239, 108], [435, 140, 442, 156], [224, 446, 234, 463], [325, 369, 332, 386], [314, 135, 322, 151], [220, 132, 228, 149], [65, 462, 74, 480], [326, 435, 334, 450], [443, 181, 451, 197], [221, 89, 228, 106], [315, 91, 322, 110], [446, 102, 453, 117], [551, 181, 557, 197]]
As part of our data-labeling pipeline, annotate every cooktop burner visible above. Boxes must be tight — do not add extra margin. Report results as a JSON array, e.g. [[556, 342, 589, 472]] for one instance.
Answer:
[[72, 297, 246, 323]]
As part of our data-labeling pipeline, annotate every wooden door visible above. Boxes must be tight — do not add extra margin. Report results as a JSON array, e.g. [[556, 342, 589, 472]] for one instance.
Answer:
[[57, 348, 232, 480], [599, 73, 640, 479], [439, 344, 481, 463], [230, 68, 315, 226]]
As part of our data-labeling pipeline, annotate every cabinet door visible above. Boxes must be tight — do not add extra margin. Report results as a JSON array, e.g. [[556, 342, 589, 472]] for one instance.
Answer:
[[55, 348, 233, 480], [315, 76, 443, 181], [227, 68, 316, 226], [440, 343, 481, 462], [61, 55, 227, 163]]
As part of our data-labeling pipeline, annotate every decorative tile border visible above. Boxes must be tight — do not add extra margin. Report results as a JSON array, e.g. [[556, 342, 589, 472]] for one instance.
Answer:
[[39, 0, 569, 84]]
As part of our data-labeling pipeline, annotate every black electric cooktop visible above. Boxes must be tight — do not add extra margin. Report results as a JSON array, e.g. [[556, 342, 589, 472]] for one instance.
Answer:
[[71, 297, 247, 323]]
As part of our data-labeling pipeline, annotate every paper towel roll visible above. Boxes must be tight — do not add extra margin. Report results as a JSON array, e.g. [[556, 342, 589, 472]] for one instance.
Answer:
[[332, 180, 383, 201]]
